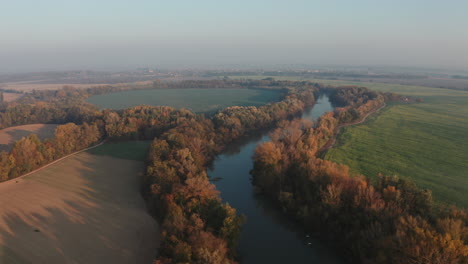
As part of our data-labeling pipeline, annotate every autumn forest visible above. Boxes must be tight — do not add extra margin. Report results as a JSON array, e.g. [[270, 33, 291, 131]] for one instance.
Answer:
[[0, 80, 466, 263]]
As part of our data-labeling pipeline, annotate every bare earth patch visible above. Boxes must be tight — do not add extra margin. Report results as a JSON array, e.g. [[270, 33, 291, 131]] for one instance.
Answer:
[[0, 124, 58, 152], [2, 81, 153, 92], [1, 81, 106, 92], [0, 152, 159, 264], [2, 93, 23, 102]]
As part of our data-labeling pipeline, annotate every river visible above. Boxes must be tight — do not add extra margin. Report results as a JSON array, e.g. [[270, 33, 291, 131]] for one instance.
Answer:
[[208, 94, 343, 263]]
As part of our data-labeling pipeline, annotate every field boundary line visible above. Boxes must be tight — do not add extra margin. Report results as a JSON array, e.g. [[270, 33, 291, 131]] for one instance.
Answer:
[[3, 140, 106, 184]]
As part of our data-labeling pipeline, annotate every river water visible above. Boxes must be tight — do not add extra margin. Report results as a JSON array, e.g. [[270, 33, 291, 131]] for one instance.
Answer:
[[208, 94, 343, 264]]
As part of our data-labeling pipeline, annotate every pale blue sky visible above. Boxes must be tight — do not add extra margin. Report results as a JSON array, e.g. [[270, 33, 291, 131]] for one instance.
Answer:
[[1, 0, 467, 72]]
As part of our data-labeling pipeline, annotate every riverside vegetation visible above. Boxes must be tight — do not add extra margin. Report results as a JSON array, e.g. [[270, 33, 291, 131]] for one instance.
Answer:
[[251, 86, 468, 263], [235, 76, 468, 208], [0, 80, 466, 263], [0, 80, 315, 263]]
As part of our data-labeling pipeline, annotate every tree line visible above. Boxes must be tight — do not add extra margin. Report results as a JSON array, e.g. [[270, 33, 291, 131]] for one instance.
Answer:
[[145, 87, 317, 263], [251, 87, 467, 263], [2, 81, 461, 263], [0, 122, 102, 181], [0, 105, 211, 182], [0, 81, 318, 263], [0, 79, 319, 130], [27, 79, 316, 102], [0, 80, 319, 184]]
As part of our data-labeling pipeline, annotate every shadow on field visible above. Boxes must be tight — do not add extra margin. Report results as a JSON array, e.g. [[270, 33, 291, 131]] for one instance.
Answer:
[[0, 153, 160, 264], [0, 124, 57, 152]]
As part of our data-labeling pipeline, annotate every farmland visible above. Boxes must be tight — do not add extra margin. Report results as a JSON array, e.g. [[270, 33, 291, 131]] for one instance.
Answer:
[[0, 81, 110, 92], [0, 124, 58, 152], [1, 93, 23, 102], [88, 140, 151, 160], [325, 101, 468, 208], [0, 142, 159, 264], [232, 75, 468, 97], [86, 88, 281, 113], [317, 81, 468, 207], [232, 75, 468, 207]]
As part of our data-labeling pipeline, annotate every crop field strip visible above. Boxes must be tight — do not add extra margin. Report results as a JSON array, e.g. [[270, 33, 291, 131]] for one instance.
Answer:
[[0, 142, 159, 264], [86, 88, 281, 113]]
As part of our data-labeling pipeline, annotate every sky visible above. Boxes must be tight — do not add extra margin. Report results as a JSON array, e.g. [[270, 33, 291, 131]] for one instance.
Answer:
[[1, 0, 467, 72]]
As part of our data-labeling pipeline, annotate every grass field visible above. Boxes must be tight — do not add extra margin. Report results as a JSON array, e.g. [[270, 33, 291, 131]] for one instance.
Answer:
[[317, 81, 468, 208], [232, 75, 468, 208], [0, 124, 58, 152], [88, 140, 151, 160], [86, 88, 281, 113], [325, 102, 468, 208], [0, 142, 159, 263]]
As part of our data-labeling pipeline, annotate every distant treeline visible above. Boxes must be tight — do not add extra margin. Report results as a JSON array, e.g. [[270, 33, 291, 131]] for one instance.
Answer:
[[0, 88, 24, 94], [0, 79, 316, 130], [251, 87, 468, 264], [0, 102, 99, 130], [27, 79, 300, 102], [206, 70, 426, 80], [452, 75, 468, 80]]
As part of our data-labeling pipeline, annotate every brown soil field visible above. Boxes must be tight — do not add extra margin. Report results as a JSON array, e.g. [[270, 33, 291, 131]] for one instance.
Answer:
[[2, 81, 153, 92], [0, 124, 58, 152], [0, 151, 159, 264], [1, 81, 106, 92], [2, 93, 23, 102]]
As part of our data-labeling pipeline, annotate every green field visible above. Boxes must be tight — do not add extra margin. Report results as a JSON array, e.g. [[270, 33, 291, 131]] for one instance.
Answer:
[[87, 141, 151, 160], [325, 102, 468, 208], [87, 88, 281, 113], [233, 75, 468, 208]]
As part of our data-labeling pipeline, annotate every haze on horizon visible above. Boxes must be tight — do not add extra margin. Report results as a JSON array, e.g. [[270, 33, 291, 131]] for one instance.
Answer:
[[1, 0, 467, 73]]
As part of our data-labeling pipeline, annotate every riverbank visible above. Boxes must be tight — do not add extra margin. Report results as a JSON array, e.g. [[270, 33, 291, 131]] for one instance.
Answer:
[[208, 94, 343, 264]]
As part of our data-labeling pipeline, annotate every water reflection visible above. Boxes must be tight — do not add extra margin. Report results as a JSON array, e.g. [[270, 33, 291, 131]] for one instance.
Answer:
[[208, 94, 343, 263]]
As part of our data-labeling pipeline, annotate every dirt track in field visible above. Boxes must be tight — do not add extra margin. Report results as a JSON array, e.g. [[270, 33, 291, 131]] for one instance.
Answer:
[[0, 124, 58, 152], [0, 152, 159, 264]]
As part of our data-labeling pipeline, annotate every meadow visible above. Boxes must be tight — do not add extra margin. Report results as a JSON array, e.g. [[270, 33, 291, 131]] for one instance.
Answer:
[[86, 88, 281, 113], [325, 101, 468, 208], [233, 75, 468, 208], [0, 142, 159, 264], [88, 140, 151, 160]]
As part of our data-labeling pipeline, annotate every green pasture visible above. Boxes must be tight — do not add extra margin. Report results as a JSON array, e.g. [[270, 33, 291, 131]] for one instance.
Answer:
[[233, 75, 468, 208], [87, 141, 152, 161], [86, 88, 281, 113]]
